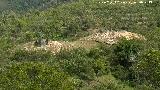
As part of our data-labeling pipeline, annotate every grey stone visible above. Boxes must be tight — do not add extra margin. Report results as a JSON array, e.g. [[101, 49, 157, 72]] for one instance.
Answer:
[[34, 39, 48, 47]]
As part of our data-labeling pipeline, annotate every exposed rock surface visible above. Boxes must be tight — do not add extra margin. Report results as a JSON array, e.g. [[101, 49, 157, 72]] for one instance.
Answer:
[[21, 31, 146, 54], [81, 30, 146, 44]]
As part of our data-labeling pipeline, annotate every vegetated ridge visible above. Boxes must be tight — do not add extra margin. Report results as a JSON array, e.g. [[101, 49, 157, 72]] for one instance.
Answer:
[[21, 30, 146, 54]]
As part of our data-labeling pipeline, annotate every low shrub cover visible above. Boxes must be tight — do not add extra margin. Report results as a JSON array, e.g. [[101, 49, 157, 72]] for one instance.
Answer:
[[0, 62, 74, 90]]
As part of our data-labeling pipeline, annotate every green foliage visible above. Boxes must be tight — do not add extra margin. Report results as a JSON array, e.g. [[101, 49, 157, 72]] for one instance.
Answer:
[[88, 45, 112, 76], [109, 39, 144, 82], [135, 84, 156, 90], [0, 0, 160, 89], [92, 59, 109, 76], [0, 62, 74, 90], [11, 50, 54, 62], [134, 50, 160, 88], [81, 75, 134, 90], [145, 28, 160, 50], [56, 48, 110, 80], [111, 39, 143, 68], [57, 48, 96, 80], [0, 0, 77, 13], [88, 44, 112, 59], [1, 0, 160, 42], [110, 65, 134, 81], [0, 37, 14, 66]]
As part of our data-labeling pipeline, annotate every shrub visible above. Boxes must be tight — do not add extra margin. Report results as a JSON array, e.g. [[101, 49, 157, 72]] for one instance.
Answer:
[[57, 48, 96, 80], [10, 50, 54, 62], [0, 38, 14, 65], [110, 39, 144, 81], [87, 44, 112, 59], [81, 75, 134, 90], [92, 59, 109, 76], [110, 65, 134, 81], [111, 38, 143, 68], [135, 84, 156, 90], [134, 50, 160, 88], [88, 46, 111, 76], [56, 48, 110, 80], [0, 62, 74, 90], [145, 28, 160, 50]]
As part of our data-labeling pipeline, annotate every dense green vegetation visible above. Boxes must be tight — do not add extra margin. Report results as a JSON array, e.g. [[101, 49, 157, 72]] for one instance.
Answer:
[[0, 0, 160, 89], [0, 62, 74, 89], [0, 0, 76, 13]]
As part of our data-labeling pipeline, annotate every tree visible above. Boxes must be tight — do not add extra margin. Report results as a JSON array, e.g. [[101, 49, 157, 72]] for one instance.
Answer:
[[111, 38, 143, 68], [110, 39, 143, 81]]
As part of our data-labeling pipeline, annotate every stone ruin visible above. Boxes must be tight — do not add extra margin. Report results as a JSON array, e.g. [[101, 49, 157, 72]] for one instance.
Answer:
[[21, 30, 146, 55]]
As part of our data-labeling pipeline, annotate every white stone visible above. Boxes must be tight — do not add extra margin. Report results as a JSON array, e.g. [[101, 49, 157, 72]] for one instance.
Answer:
[[116, 1, 120, 3], [149, 1, 152, 3], [139, 1, 143, 3]]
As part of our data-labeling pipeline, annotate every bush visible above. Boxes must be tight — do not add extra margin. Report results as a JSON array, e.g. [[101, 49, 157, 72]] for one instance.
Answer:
[[111, 38, 143, 68], [56, 48, 110, 80], [135, 84, 156, 90], [110, 39, 144, 81], [81, 75, 134, 90], [0, 38, 14, 65], [92, 59, 109, 76], [57, 48, 96, 80], [110, 65, 134, 81], [88, 45, 111, 76], [145, 28, 160, 50], [87, 44, 112, 59], [0, 62, 74, 90], [134, 50, 160, 88], [11, 50, 54, 62]]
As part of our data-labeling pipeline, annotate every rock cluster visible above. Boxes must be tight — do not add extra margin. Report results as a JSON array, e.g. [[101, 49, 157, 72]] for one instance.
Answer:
[[22, 31, 146, 54], [81, 31, 146, 44]]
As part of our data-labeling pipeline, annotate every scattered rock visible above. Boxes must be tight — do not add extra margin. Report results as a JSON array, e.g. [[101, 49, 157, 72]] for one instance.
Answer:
[[81, 30, 146, 44], [21, 31, 146, 54]]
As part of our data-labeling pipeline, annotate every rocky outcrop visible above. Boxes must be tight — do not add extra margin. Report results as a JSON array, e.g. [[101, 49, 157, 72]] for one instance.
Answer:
[[81, 31, 146, 44], [21, 31, 146, 54]]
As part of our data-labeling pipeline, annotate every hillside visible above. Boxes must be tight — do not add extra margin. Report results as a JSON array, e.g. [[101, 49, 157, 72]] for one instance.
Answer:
[[0, 0, 160, 89], [0, 0, 76, 13]]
